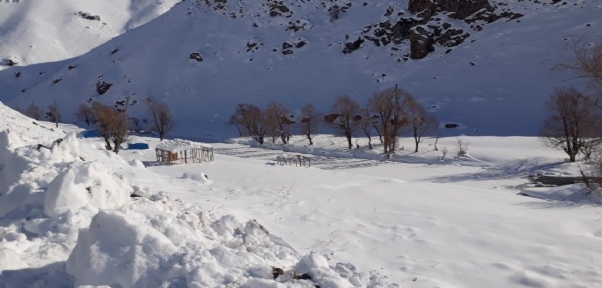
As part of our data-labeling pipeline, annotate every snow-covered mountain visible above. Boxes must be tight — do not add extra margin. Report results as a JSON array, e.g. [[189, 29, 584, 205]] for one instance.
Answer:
[[1, 0, 600, 137]]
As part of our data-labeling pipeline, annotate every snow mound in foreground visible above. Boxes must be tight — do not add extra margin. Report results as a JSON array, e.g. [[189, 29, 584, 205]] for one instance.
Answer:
[[44, 161, 133, 217], [66, 193, 388, 287]]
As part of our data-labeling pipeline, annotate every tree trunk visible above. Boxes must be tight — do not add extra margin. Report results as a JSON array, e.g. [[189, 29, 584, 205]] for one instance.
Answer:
[[235, 124, 242, 137], [104, 138, 112, 151], [414, 139, 419, 153], [569, 154, 576, 162], [306, 133, 313, 145], [346, 133, 352, 150], [159, 131, 165, 141]]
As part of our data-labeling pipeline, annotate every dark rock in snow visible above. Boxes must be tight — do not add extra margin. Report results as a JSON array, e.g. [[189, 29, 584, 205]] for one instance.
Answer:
[[96, 80, 113, 95], [77, 11, 101, 21], [189, 52, 204, 62], [409, 27, 434, 59], [445, 123, 459, 128]]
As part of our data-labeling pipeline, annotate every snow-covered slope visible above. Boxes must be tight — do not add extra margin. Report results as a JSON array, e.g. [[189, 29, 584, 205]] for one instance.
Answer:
[[1, 0, 601, 137], [0, 0, 179, 66]]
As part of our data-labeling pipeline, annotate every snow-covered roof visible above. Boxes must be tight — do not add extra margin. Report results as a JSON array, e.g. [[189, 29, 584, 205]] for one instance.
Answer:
[[155, 139, 212, 152]]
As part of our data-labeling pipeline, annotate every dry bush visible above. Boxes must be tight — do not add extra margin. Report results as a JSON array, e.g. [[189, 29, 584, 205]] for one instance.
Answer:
[[231, 104, 268, 144], [328, 95, 360, 149], [75, 104, 95, 126], [455, 138, 469, 157], [539, 87, 602, 162], [440, 146, 448, 160], [147, 101, 173, 141], [299, 103, 321, 145], [24, 103, 42, 120], [407, 100, 438, 152], [369, 86, 413, 159]]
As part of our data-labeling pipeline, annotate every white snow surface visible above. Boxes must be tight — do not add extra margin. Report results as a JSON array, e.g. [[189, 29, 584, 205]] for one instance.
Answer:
[[0, 0, 600, 137]]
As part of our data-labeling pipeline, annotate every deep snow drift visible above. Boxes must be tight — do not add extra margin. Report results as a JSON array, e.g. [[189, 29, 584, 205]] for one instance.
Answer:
[[1, 0, 601, 137]]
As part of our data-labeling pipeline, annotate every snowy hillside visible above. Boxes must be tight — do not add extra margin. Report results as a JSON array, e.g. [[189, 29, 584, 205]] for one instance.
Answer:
[[0, 0, 601, 138]]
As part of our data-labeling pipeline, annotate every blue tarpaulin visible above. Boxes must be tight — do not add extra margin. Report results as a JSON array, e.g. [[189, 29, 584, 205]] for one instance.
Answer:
[[82, 129, 101, 138], [128, 143, 149, 150]]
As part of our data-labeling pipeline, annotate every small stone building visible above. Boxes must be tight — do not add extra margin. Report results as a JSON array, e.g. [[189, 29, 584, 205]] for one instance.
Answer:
[[155, 139, 214, 165]]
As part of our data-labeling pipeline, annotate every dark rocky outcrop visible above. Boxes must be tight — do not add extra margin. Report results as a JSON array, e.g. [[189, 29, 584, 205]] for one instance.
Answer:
[[435, 0, 493, 20], [96, 80, 113, 95], [52, 78, 62, 85], [77, 11, 101, 21], [4, 58, 18, 66], [409, 27, 434, 59]]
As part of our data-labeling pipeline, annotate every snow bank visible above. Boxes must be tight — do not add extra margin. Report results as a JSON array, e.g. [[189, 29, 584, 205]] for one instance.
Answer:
[[521, 184, 602, 204], [156, 138, 212, 152], [67, 210, 178, 288], [44, 161, 133, 217]]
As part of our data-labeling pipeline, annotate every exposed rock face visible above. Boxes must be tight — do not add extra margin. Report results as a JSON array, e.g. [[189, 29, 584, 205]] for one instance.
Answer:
[[408, 0, 437, 19], [409, 27, 434, 59], [435, 0, 493, 20]]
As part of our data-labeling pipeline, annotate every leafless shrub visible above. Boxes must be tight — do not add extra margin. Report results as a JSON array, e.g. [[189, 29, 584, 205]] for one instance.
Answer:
[[369, 86, 412, 159], [147, 100, 173, 141], [75, 104, 95, 126], [455, 138, 469, 157], [407, 100, 438, 152], [299, 103, 321, 145], [328, 95, 360, 149], [434, 136, 439, 151], [231, 104, 268, 144], [539, 87, 602, 162], [24, 103, 42, 120], [440, 146, 448, 160]]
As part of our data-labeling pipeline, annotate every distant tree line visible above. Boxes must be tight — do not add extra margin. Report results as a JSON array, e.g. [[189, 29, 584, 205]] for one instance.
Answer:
[[19, 97, 173, 154], [229, 86, 438, 158]]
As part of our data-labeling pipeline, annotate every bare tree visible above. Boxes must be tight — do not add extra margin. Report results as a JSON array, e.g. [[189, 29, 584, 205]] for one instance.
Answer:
[[92, 100, 130, 153], [228, 114, 243, 137], [147, 100, 173, 141], [232, 104, 268, 144], [24, 103, 42, 120], [357, 108, 376, 149], [265, 102, 294, 144], [75, 104, 95, 126], [92, 102, 117, 150], [554, 37, 602, 110], [326, 95, 360, 149], [539, 87, 602, 162], [46, 102, 61, 128], [407, 100, 438, 152], [369, 86, 412, 159], [299, 103, 321, 145]]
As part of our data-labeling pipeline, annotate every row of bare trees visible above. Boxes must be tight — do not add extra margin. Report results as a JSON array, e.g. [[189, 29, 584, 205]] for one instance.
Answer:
[[539, 36, 602, 190], [20, 98, 173, 153], [230, 86, 438, 158]]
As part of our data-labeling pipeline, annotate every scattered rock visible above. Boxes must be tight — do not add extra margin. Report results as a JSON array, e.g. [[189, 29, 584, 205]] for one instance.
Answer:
[[4, 58, 18, 66], [14, 72, 21, 78], [68, 65, 76, 70], [409, 27, 434, 59], [52, 78, 62, 84], [189, 52, 204, 62]]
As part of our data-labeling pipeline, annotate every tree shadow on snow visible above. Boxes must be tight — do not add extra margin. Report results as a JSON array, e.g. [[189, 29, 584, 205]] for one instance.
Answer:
[[424, 159, 567, 183], [0, 261, 73, 288]]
